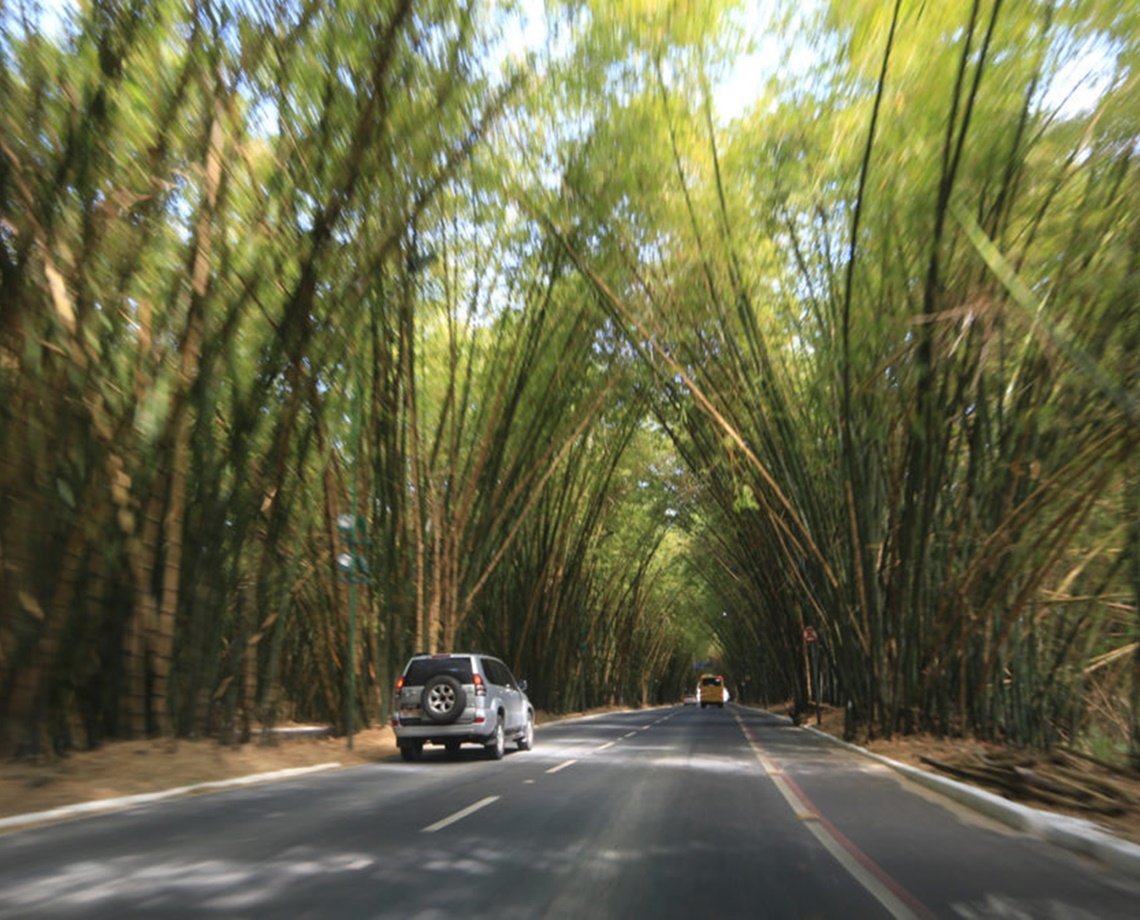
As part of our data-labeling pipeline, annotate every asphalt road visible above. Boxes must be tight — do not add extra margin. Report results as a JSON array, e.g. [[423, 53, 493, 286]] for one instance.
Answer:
[[1, 705, 1137, 918]]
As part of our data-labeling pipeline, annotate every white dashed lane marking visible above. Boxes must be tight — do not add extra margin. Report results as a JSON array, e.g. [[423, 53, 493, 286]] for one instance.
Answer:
[[421, 796, 500, 833], [546, 760, 578, 774]]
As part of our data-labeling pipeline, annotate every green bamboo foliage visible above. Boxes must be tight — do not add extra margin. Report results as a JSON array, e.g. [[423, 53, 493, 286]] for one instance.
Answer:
[[1, 0, 1135, 763], [0, 0, 531, 753], [0, 0, 699, 755], [539, 0, 1138, 751]]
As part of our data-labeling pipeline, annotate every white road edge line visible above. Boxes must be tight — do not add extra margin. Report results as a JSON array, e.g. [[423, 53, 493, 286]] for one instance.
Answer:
[[421, 795, 500, 833], [790, 793, 918, 920], [546, 760, 578, 774], [734, 713, 922, 920], [0, 763, 344, 832]]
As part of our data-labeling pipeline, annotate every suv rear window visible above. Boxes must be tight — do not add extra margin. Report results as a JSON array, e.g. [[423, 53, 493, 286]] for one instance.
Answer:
[[402, 656, 474, 687], [700, 676, 722, 686]]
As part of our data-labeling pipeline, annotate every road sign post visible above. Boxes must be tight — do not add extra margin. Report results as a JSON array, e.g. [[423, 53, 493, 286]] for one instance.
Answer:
[[337, 512, 368, 751], [803, 626, 820, 724], [811, 642, 821, 725]]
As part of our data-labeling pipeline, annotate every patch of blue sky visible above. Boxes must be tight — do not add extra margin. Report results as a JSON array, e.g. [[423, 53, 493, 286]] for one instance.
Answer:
[[20, 0, 77, 42], [30, 0, 1123, 127], [491, 0, 803, 177], [494, 0, 583, 74], [496, 0, 546, 67], [711, 0, 827, 122], [245, 93, 279, 140], [1037, 30, 1122, 119]]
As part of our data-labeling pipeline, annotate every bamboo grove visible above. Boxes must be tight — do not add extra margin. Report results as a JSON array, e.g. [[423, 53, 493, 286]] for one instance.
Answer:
[[538, 0, 1139, 755], [1, 1, 1137, 767]]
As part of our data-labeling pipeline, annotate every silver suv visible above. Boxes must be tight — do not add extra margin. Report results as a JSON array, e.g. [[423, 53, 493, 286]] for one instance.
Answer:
[[391, 653, 535, 761]]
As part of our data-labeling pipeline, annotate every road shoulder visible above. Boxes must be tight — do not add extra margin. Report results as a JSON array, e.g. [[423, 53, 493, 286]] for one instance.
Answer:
[[799, 722, 1140, 882]]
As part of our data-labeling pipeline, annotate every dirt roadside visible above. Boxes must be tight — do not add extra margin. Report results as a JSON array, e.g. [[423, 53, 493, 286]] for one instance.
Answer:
[[2, 706, 1137, 846], [0, 726, 397, 822], [0, 708, 614, 822]]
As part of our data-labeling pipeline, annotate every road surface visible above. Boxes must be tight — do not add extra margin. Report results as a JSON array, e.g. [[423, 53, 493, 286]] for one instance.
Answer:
[[1, 705, 1137, 918]]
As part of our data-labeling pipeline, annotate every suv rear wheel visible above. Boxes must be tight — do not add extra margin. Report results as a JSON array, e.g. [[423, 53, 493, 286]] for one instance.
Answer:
[[485, 717, 505, 760], [400, 741, 423, 762]]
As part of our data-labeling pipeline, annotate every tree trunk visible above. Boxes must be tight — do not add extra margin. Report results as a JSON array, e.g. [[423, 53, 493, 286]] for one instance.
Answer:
[[125, 487, 163, 738], [151, 99, 224, 737], [1127, 465, 1140, 771]]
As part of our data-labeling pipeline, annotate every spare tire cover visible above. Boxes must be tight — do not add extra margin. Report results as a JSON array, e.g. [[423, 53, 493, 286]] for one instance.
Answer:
[[422, 673, 466, 724]]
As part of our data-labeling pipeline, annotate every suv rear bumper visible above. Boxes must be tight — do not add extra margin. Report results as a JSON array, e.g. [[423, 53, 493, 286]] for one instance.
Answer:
[[393, 707, 498, 745], [393, 721, 496, 746]]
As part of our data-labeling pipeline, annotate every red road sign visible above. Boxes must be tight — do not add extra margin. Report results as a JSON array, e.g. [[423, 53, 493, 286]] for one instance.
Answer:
[[803, 626, 818, 644]]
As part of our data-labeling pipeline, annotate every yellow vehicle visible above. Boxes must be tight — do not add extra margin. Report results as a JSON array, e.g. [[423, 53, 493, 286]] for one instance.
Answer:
[[698, 674, 728, 708]]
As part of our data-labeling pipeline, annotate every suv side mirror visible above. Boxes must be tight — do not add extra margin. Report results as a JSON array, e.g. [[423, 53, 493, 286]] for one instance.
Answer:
[[518, 679, 528, 692]]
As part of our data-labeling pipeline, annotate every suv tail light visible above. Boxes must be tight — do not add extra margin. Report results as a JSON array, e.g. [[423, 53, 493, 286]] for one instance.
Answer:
[[473, 673, 486, 696], [395, 676, 405, 691]]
